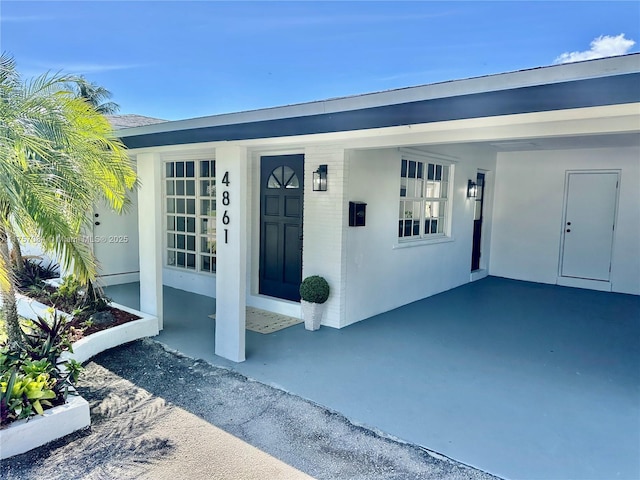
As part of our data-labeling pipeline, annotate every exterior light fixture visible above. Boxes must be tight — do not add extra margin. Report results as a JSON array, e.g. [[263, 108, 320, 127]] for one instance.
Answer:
[[467, 179, 478, 198], [313, 164, 328, 191]]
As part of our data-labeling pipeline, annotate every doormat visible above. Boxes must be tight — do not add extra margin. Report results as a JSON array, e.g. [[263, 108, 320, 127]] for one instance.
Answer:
[[208, 307, 302, 334]]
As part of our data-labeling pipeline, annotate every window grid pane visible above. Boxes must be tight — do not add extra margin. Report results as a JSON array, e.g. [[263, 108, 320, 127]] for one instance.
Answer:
[[399, 158, 450, 240], [165, 160, 216, 274]]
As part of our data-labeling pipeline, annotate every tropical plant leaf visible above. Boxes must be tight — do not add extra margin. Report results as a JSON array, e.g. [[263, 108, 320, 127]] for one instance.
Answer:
[[0, 52, 138, 346]]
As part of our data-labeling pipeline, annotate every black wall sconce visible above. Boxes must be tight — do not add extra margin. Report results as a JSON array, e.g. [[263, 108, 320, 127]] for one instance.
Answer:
[[313, 165, 328, 191], [467, 179, 478, 198]]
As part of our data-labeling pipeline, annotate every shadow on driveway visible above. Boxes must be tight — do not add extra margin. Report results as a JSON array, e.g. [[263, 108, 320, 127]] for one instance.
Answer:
[[0, 339, 499, 480]]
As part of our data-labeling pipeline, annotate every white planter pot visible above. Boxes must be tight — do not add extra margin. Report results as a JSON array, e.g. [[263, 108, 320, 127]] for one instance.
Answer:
[[301, 300, 325, 331], [0, 393, 90, 459]]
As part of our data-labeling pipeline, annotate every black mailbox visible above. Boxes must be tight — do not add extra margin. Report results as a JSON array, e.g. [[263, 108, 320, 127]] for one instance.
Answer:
[[349, 201, 367, 227]]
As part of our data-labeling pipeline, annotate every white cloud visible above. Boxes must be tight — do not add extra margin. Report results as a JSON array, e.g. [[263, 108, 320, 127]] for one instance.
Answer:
[[0, 15, 53, 23], [56, 63, 146, 74], [16, 61, 149, 80], [25, 60, 149, 75], [555, 34, 636, 64]]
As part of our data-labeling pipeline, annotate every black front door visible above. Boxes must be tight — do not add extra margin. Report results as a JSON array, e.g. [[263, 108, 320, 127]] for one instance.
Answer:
[[259, 154, 304, 301], [471, 172, 485, 271]]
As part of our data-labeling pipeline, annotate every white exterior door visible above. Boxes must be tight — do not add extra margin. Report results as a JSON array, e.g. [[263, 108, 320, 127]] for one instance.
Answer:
[[92, 193, 140, 283], [560, 172, 618, 281]]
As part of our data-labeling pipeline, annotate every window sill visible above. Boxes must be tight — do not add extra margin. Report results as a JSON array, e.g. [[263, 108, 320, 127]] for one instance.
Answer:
[[164, 265, 216, 276], [393, 236, 454, 249]]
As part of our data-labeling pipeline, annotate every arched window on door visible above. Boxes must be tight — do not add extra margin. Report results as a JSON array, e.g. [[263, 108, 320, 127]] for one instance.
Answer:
[[266, 165, 300, 189]]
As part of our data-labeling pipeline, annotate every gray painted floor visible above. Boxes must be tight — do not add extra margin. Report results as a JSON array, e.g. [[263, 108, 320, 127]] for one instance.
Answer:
[[105, 277, 640, 480]]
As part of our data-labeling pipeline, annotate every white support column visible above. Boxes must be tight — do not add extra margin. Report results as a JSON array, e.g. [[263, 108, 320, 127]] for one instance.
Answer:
[[214, 145, 248, 362], [136, 153, 164, 329]]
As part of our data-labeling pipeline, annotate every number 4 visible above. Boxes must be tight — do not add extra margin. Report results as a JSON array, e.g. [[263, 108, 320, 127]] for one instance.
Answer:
[[222, 171, 230, 186]]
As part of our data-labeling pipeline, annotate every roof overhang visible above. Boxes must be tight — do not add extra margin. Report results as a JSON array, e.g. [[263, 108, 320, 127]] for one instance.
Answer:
[[119, 54, 640, 150]]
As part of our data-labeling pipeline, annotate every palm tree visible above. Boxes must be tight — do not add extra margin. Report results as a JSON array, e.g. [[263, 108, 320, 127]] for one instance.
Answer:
[[70, 75, 120, 114], [0, 53, 137, 346]]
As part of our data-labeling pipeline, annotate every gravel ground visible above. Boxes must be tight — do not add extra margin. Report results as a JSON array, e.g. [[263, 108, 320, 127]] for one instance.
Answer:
[[1, 339, 500, 480]]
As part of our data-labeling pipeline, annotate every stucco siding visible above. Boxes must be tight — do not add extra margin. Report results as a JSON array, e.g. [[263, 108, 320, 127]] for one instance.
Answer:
[[343, 146, 497, 325], [163, 267, 216, 298], [302, 146, 348, 328], [490, 146, 640, 295]]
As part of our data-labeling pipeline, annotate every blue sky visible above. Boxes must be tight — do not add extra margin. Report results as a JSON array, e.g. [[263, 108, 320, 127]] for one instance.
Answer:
[[2, 1, 638, 120]]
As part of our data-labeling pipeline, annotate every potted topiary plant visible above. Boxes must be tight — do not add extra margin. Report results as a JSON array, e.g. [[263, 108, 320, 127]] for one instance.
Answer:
[[299, 275, 330, 331]]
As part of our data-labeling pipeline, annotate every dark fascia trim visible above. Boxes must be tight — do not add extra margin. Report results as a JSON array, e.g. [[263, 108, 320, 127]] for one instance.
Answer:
[[122, 73, 640, 149]]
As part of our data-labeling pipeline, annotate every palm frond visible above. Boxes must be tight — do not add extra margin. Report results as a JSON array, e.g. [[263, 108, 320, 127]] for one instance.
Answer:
[[0, 53, 136, 289]]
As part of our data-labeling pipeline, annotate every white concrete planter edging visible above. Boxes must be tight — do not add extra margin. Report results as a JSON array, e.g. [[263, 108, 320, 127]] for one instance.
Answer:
[[0, 393, 90, 460], [60, 302, 159, 364], [2, 296, 158, 459], [15, 292, 72, 323], [14, 294, 159, 364]]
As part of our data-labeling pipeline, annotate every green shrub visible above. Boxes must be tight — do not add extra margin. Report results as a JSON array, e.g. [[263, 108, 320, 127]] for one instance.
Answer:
[[53, 275, 83, 306], [79, 280, 111, 313], [0, 311, 83, 426], [299, 276, 330, 304], [14, 258, 59, 290], [1, 368, 57, 422], [34, 276, 111, 319]]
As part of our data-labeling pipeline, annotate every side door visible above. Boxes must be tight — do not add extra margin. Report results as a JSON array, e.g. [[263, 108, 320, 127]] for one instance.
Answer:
[[560, 171, 619, 281], [92, 193, 140, 283]]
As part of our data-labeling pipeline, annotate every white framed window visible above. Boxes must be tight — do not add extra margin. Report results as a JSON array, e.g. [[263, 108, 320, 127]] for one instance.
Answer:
[[164, 160, 216, 273], [398, 155, 452, 241]]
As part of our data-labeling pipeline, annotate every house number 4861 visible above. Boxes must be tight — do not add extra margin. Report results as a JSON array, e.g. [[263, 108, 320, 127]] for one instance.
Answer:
[[222, 171, 230, 244]]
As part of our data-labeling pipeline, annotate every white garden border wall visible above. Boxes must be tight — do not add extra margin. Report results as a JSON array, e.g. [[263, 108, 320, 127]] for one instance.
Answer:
[[60, 302, 159, 364], [2, 292, 158, 459], [0, 393, 90, 460], [14, 293, 159, 364]]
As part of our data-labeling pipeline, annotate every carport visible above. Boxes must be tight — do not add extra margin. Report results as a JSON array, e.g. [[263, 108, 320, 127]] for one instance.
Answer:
[[105, 276, 640, 480]]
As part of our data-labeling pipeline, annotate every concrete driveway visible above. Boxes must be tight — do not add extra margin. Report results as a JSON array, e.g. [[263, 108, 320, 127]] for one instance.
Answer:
[[0, 340, 496, 480], [105, 277, 640, 480]]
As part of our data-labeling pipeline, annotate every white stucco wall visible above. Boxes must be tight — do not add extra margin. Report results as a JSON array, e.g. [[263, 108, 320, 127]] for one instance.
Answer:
[[490, 146, 640, 295], [163, 268, 216, 297], [17, 241, 58, 270], [301, 146, 348, 328], [343, 145, 497, 326], [14, 190, 140, 285]]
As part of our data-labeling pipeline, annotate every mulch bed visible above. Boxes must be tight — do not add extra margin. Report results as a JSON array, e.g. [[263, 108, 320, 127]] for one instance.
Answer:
[[20, 285, 140, 340], [71, 306, 140, 337]]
